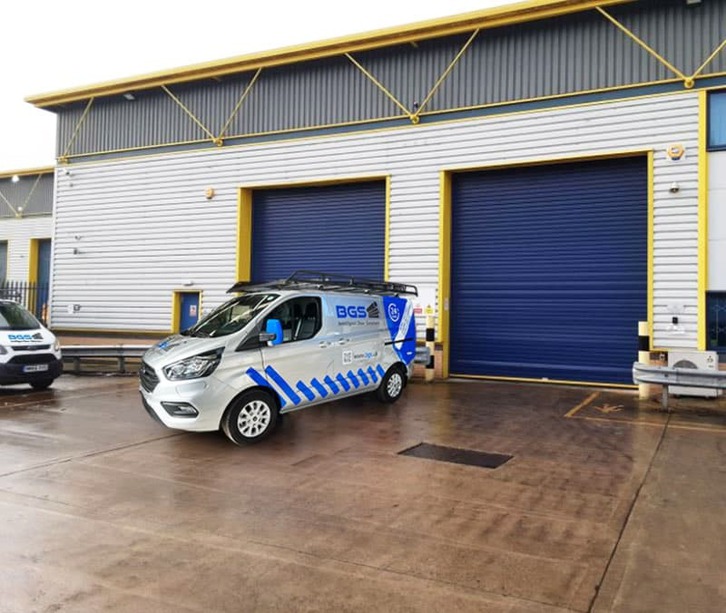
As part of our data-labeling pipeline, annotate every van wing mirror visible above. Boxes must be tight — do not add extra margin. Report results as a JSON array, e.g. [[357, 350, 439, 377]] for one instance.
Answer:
[[261, 319, 283, 346]]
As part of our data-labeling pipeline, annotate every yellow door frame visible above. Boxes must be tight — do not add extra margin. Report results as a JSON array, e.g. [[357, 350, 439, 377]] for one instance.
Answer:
[[236, 175, 392, 284], [438, 149, 655, 384], [171, 290, 203, 333]]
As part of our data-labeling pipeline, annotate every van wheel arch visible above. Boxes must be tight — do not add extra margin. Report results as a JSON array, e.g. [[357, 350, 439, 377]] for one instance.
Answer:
[[377, 363, 407, 403], [220, 387, 282, 445]]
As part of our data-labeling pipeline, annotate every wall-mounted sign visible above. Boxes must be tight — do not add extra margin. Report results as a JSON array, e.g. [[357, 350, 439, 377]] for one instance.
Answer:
[[666, 144, 685, 161]]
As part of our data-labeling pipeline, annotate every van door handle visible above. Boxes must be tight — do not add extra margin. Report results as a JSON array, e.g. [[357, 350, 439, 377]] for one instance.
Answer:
[[319, 341, 331, 348], [337, 338, 349, 346]]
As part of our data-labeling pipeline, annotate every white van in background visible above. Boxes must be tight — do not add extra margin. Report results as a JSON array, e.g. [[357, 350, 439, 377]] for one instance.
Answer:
[[140, 271, 418, 445], [0, 300, 63, 390]]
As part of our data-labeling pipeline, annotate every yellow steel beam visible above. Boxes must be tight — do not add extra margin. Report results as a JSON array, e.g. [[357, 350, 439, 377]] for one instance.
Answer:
[[161, 85, 217, 143], [691, 38, 726, 81], [19, 174, 43, 217], [27, 0, 636, 107], [413, 28, 480, 120], [217, 68, 263, 144], [59, 97, 95, 162], [345, 53, 414, 121], [596, 7, 689, 85], [0, 188, 19, 217]]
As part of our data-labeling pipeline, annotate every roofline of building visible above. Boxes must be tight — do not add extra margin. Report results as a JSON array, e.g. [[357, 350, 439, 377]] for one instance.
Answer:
[[26, 0, 634, 108], [0, 166, 54, 180]]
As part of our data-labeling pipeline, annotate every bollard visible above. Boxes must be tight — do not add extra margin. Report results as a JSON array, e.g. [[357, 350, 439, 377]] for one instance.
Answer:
[[638, 321, 651, 399], [425, 310, 435, 382]]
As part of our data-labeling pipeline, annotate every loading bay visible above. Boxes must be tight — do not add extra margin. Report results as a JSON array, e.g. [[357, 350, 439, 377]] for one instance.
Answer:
[[1, 376, 725, 612]]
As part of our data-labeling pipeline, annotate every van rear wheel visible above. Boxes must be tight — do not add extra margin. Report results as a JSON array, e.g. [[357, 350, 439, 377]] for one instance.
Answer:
[[222, 390, 279, 445], [377, 365, 406, 403]]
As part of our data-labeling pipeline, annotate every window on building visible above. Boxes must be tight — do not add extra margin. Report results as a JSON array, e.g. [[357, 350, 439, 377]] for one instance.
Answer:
[[707, 292, 726, 355], [708, 92, 726, 150]]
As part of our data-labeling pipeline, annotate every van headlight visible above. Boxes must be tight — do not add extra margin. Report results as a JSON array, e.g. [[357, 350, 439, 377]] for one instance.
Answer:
[[163, 349, 223, 381]]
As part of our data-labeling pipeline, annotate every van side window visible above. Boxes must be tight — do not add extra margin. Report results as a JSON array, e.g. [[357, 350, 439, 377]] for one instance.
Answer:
[[265, 297, 321, 343]]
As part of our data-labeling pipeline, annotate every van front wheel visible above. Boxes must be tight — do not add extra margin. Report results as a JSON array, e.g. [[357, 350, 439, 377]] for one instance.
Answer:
[[377, 365, 406, 403], [222, 390, 279, 445], [30, 379, 54, 391]]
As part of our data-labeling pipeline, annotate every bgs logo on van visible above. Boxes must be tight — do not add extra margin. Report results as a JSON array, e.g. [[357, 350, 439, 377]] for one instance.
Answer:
[[9, 333, 43, 342], [336, 302, 380, 319]]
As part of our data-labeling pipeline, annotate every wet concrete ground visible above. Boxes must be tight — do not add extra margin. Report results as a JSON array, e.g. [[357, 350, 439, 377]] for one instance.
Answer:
[[0, 376, 725, 612]]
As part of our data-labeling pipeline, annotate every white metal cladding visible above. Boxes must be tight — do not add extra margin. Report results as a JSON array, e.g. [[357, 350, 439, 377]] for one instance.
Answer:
[[708, 151, 726, 291], [52, 93, 700, 349], [0, 216, 53, 281]]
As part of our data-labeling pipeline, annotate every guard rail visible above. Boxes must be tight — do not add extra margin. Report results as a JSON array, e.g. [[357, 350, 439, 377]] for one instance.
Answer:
[[632, 361, 726, 411], [61, 344, 431, 375], [62, 345, 152, 374]]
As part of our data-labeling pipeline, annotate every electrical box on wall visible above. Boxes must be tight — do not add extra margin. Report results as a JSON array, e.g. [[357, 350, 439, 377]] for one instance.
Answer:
[[667, 350, 721, 398]]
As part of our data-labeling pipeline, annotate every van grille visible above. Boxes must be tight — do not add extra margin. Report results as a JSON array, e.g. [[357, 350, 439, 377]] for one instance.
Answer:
[[11, 344, 51, 352], [140, 362, 159, 392]]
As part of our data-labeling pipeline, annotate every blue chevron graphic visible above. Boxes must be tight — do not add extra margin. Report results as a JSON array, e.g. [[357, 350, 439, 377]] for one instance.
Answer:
[[347, 370, 360, 388], [376, 364, 385, 378], [246, 367, 286, 408], [296, 381, 316, 401], [323, 375, 340, 395], [367, 366, 378, 384], [357, 368, 370, 385], [265, 366, 301, 405], [336, 373, 351, 392], [310, 378, 328, 397]]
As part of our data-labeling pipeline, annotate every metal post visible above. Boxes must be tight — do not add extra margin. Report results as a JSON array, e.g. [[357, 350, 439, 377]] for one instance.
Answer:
[[638, 321, 651, 399], [425, 309, 435, 383], [662, 384, 670, 412]]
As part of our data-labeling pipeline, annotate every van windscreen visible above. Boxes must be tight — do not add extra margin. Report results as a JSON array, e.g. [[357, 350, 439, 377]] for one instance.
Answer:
[[0, 302, 41, 330], [185, 293, 279, 338]]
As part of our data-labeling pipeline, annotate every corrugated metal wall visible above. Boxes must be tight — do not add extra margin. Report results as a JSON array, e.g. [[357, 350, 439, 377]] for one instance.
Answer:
[[0, 216, 54, 281], [54, 0, 725, 158], [51, 92, 699, 351], [0, 174, 54, 217]]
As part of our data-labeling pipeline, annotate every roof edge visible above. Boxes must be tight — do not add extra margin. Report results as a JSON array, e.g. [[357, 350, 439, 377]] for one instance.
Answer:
[[0, 166, 55, 180], [26, 0, 635, 108]]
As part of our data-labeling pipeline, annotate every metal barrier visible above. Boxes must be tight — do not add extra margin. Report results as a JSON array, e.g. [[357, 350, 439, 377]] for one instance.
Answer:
[[62, 345, 152, 374], [414, 346, 431, 365], [632, 362, 726, 411], [62, 344, 431, 375]]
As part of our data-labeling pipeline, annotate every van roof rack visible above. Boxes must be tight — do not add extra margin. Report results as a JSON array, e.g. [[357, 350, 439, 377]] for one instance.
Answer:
[[228, 270, 418, 296]]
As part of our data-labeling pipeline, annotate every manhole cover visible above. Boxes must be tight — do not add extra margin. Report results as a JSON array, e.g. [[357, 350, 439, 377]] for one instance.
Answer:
[[399, 443, 512, 469]]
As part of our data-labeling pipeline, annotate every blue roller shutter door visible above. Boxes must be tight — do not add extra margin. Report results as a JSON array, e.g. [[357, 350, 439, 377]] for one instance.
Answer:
[[450, 157, 647, 385], [251, 182, 385, 282]]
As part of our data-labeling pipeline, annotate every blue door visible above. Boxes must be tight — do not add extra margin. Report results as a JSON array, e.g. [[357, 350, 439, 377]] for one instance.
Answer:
[[179, 293, 200, 331], [36, 239, 51, 320], [251, 182, 385, 282], [450, 157, 647, 385]]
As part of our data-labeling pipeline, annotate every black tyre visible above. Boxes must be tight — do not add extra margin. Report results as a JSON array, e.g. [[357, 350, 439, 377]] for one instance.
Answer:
[[30, 379, 54, 391], [377, 365, 406, 403], [221, 390, 279, 445]]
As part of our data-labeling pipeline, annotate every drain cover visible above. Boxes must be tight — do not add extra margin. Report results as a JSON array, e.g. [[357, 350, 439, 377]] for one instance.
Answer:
[[399, 443, 512, 469]]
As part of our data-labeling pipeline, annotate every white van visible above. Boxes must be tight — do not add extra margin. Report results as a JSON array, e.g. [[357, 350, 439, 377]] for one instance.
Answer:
[[139, 272, 418, 445], [0, 300, 63, 390]]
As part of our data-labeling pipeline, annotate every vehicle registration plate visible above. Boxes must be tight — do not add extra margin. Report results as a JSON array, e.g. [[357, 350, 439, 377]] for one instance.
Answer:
[[24, 364, 49, 373]]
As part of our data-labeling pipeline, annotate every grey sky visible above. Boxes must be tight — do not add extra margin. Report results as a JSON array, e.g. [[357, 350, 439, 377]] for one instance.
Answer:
[[1, 0, 511, 171]]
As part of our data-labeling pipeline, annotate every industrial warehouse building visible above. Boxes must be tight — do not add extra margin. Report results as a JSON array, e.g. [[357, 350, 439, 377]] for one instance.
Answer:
[[0, 168, 54, 319], [26, 0, 726, 385]]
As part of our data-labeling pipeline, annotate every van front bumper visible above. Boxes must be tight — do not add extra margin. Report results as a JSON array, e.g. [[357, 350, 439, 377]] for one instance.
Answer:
[[0, 358, 63, 385], [139, 376, 235, 432]]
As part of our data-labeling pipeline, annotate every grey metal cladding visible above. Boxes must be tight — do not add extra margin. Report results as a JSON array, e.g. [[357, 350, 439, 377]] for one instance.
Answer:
[[230, 57, 402, 136], [0, 174, 53, 218], [54, 0, 726, 157]]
